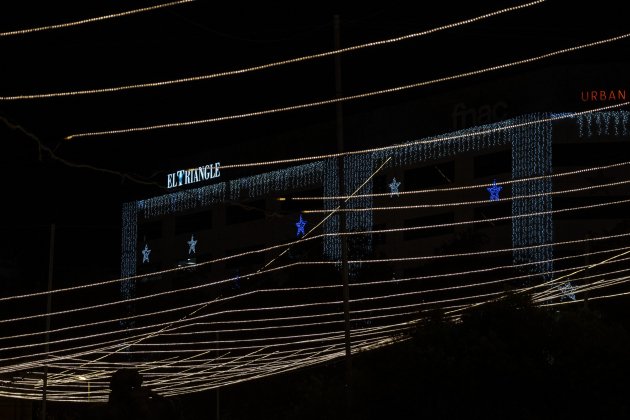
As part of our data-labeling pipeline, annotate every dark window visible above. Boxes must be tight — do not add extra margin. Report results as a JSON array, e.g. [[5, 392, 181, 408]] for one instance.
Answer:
[[138, 220, 162, 241], [554, 142, 630, 167], [474, 150, 511, 178], [175, 210, 212, 235], [226, 200, 266, 224], [474, 202, 512, 227], [372, 223, 387, 245], [403, 213, 454, 241], [404, 161, 455, 190], [225, 246, 265, 269], [554, 196, 630, 220]]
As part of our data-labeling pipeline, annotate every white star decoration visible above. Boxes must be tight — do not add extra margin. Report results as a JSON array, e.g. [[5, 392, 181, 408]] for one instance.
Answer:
[[187, 234, 197, 254], [141, 244, 151, 263], [389, 177, 401, 197]]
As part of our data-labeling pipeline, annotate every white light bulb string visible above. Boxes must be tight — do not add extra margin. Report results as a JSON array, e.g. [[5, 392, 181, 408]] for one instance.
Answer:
[[443, 247, 630, 317], [303, 178, 630, 214], [63, 35, 630, 140], [1, 227, 628, 347], [0, 1, 543, 99], [293, 160, 630, 201], [0, 1, 195, 38], [1, 169, 627, 306]]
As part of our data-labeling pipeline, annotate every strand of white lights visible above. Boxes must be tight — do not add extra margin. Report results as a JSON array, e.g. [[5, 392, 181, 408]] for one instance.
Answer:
[[3, 243, 628, 364], [2, 160, 626, 305], [350, 246, 630, 288], [152, 328, 414, 394], [64, 30, 630, 140], [157, 338, 384, 396], [2, 228, 629, 350], [0, 1, 543, 100], [0, 1, 195, 37], [79, 330, 405, 358], [538, 275, 630, 304], [351, 256, 630, 301], [444, 248, 630, 316], [162, 336, 406, 396], [538, 274, 630, 307], [88, 324, 412, 356], [152, 324, 406, 390], [218, 106, 630, 171], [531, 266, 630, 302], [257, 156, 391, 272], [541, 276, 630, 308], [2, 186, 628, 309], [533, 267, 630, 303], [146, 348, 274, 387], [302, 177, 630, 213], [148, 347, 316, 390], [293, 160, 630, 200]]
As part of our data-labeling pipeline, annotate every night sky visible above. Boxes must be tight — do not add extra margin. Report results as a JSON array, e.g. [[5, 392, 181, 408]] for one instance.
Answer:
[[1, 1, 630, 416]]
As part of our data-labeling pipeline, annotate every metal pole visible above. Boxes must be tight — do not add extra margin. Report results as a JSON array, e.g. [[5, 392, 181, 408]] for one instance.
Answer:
[[583, 234, 591, 309], [216, 330, 220, 420], [334, 14, 353, 417], [42, 223, 55, 420]]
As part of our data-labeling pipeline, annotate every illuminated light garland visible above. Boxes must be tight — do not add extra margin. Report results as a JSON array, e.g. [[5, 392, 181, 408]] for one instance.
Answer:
[[4, 221, 630, 330], [220, 104, 629, 171], [85, 324, 412, 355], [511, 113, 553, 282], [302, 177, 630, 213], [293, 159, 630, 201], [540, 274, 630, 308], [444, 248, 630, 317], [116, 117, 627, 294], [64, 33, 630, 140], [2, 228, 630, 341], [0, 0, 195, 38], [533, 266, 630, 303], [578, 111, 630, 138], [0, 1, 543, 100]]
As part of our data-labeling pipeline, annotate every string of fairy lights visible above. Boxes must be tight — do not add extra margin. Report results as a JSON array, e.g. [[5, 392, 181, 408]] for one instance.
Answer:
[[2, 157, 628, 305], [2, 159, 629, 400], [1, 0, 630, 403], [63, 35, 630, 139], [0, 1, 544, 100], [3, 230, 630, 398], [0, 0, 196, 37]]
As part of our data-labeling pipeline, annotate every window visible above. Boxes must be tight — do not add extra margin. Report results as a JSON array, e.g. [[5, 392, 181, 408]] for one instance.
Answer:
[[403, 213, 454, 241], [226, 200, 266, 224]]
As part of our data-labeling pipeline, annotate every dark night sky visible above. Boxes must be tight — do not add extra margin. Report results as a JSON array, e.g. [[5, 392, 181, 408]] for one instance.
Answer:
[[0, 1, 629, 292]]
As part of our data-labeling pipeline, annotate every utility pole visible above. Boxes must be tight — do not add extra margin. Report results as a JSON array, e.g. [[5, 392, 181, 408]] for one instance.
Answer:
[[216, 330, 220, 420], [42, 223, 55, 420], [334, 14, 353, 418], [583, 233, 591, 309]]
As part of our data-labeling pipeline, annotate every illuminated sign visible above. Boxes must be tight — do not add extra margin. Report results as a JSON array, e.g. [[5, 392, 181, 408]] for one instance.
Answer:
[[580, 89, 626, 102], [167, 162, 220, 189]]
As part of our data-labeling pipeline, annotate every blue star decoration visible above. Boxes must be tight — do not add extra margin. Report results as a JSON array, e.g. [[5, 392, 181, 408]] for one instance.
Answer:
[[295, 215, 307, 237], [486, 179, 503, 201], [187, 234, 197, 254], [141, 244, 151, 264], [389, 177, 401, 197]]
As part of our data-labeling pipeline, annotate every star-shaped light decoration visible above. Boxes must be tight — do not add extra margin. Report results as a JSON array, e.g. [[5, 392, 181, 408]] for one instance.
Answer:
[[141, 244, 151, 264], [388, 177, 401, 197], [486, 179, 503, 201], [559, 282, 576, 301], [187, 234, 197, 254], [295, 215, 307, 237]]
